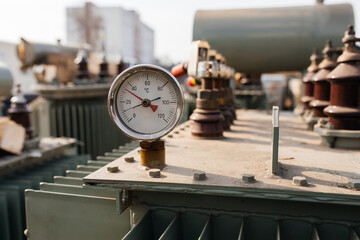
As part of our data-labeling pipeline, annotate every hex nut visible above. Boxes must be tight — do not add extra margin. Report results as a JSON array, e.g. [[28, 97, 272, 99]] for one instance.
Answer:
[[125, 157, 135, 163], [193, 172, 207, 181], [107, 166, 119, 173], [149, 169, 161, 178], [348, 179, 360, 190], [242, 174, 255, 183], [293, 176, 307, 186]]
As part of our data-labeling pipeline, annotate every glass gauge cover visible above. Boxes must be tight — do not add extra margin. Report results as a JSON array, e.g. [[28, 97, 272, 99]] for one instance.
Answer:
[[108, 64, 184, 141]]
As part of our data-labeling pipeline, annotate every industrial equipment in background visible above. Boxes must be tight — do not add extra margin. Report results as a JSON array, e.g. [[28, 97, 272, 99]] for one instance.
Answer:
[[17, 39, 132, 159], [193, 2, 354, 111]]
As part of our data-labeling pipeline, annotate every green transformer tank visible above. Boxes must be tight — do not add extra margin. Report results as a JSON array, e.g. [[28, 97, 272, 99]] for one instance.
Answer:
[[193, 3, 354, 73]]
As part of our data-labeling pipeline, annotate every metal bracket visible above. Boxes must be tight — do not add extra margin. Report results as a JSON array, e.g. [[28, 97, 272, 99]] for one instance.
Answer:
[[116, 190, 131, 214]]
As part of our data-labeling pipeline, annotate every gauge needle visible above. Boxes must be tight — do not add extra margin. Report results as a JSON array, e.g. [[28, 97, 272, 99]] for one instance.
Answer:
[[123, 97, 161, 112], [125, 89, 159, 112]]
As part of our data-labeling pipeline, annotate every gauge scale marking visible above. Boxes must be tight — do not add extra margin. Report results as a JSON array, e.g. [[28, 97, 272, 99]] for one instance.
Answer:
[[108, 65, 184, 141]]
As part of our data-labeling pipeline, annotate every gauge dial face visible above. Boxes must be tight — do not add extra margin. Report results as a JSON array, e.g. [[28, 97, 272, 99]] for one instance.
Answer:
[[108, 65, 184, 141]]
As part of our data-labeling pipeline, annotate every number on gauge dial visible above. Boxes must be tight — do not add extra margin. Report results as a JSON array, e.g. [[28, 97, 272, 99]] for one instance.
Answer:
[[116, 72, 177, 134]]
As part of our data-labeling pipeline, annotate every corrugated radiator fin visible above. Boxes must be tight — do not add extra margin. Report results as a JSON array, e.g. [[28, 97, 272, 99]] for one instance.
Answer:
[[0, 154, 90, 240], [24, 141, 139, 240], [123, 209, 360, 240], [50, 99, 131, 158]]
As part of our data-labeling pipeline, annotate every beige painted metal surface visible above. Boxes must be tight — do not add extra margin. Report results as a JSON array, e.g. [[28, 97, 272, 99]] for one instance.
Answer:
[[84, 110, 360, 197]]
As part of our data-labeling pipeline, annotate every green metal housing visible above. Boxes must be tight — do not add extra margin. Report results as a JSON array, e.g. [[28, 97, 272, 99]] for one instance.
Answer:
[[193, 4, 354, 73]]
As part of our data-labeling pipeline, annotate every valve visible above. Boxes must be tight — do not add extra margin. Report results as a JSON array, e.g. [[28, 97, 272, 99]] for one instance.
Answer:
[[171, 62, 188, 79]]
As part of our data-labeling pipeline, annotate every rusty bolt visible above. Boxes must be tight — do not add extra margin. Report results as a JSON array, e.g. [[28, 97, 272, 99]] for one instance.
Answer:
[[293, 176, 307, 186], [242, 174, 255, 183], [206, 63, 212, 69], [206, 71, 212, 77], [348, 179, 360, 190], [149, 169, 161, 178], [193, 171, 207, 181], [107, 166, 119, 173], [125, 157, 135, 163]]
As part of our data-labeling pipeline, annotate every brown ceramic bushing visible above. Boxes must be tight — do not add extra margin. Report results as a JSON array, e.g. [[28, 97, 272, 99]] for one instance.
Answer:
[[310, 40, 339, 117], [74, 51, 90, 79], [301, 49, 321, 109], [213, 78, 231, 130], [7, 84, 33, 139], [221, 79, 236, 121], [99, 60, 110, 78], [324, 25, 360, 130], [117, 60, 127, 75], [140, 140, 165, 168], [190, 77, 224, 137], [190, 109, 224, 137]]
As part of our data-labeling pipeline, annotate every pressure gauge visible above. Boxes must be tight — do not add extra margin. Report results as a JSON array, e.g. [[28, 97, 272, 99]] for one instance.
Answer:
[[108, 64, 184, 141]]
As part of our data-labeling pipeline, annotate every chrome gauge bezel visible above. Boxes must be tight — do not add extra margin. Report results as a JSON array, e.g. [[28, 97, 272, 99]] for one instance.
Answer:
[[108, 64, 184, 141]]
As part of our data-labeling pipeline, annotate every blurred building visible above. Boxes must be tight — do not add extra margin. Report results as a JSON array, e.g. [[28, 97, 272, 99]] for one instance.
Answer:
[[66, 2, 155, 64]]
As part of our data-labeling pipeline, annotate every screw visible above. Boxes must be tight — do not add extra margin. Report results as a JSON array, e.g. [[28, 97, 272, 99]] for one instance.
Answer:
[[348, 179, 360, 190], [242, 174, 255, 183], [293, 176, 307, 186], [125, 157, 135, 163], [107, 166, 119, 173], [168, 134, 173, 138], [193, 171, 207, 181], [174, 131, 179, 134], [149, 169, 161, 178]]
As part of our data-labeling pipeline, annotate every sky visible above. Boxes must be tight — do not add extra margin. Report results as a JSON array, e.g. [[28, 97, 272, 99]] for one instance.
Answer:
[[0, 0, 359, 63]]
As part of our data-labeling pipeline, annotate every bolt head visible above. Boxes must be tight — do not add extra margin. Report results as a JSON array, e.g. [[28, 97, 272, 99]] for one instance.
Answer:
[[293, 176, 307, 186], [107, 166, 119, 173], [125, 157, 135, 163], [242, 174, 255, 183], [193, 172, 207, 181], [348, 179, 360, 190], [149, 169, 161, 178]]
